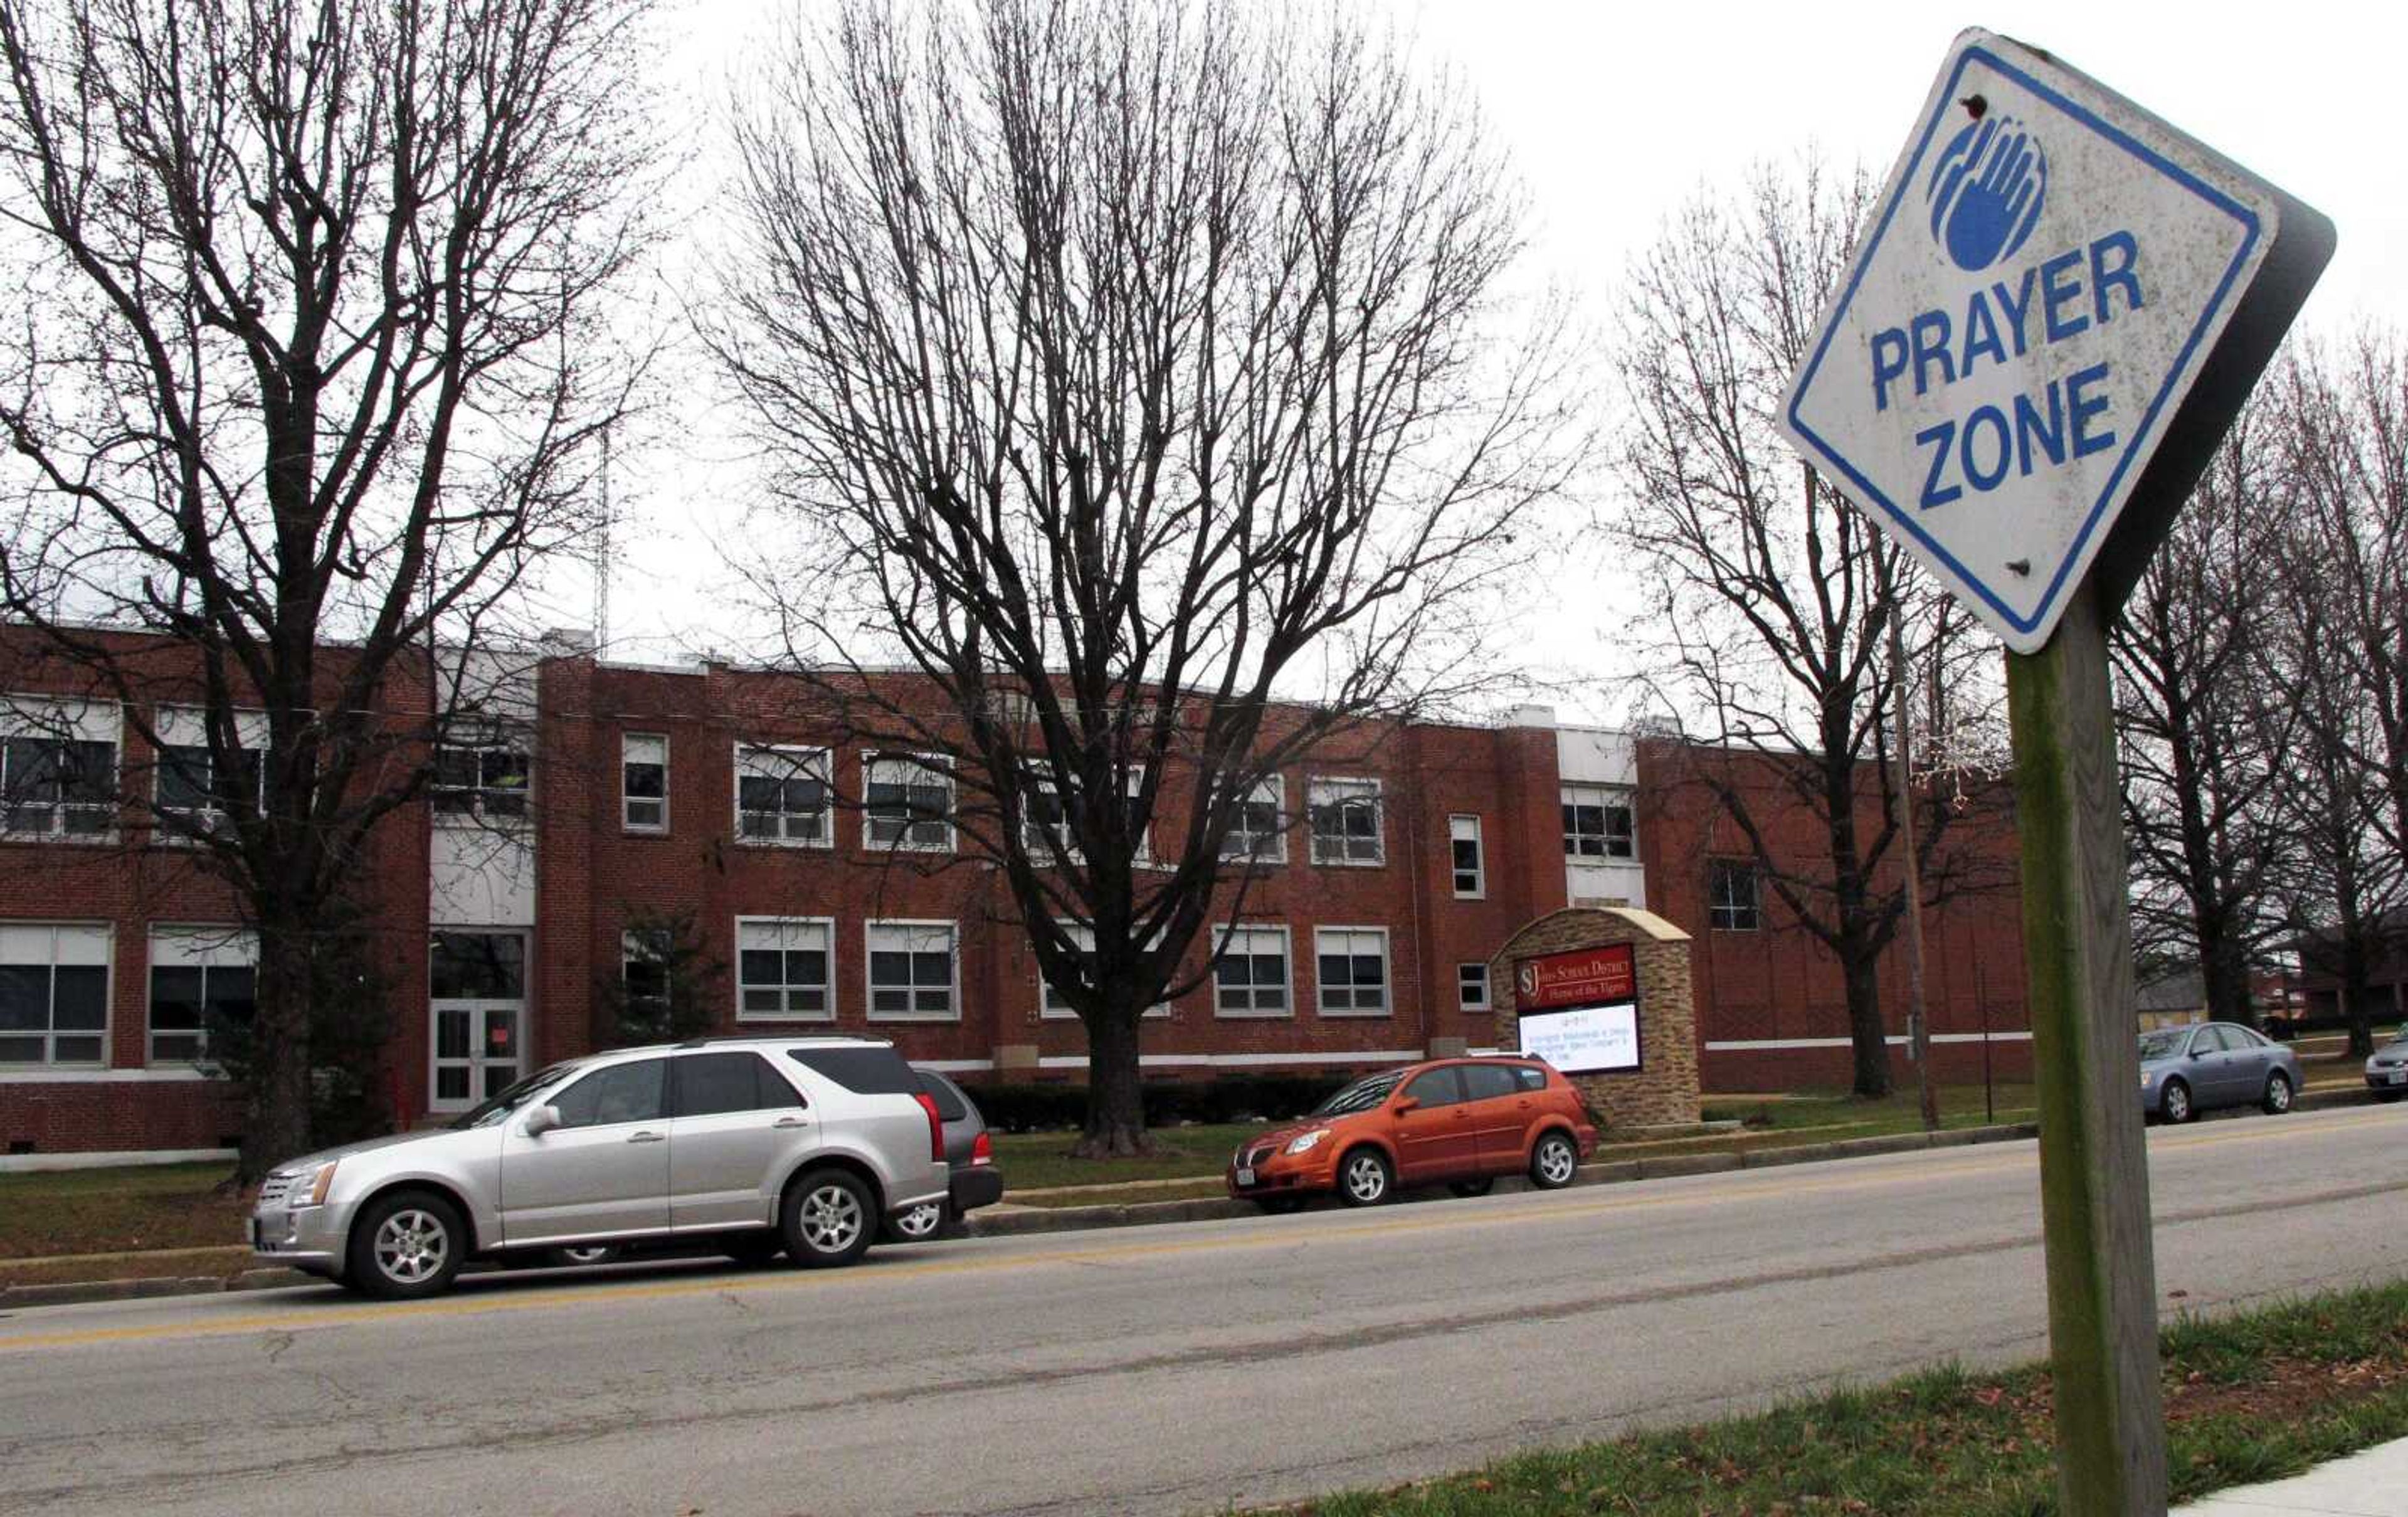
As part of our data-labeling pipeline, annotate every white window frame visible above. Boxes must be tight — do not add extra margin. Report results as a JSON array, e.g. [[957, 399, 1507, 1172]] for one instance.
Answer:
[[1037, 920, 1171, 1020], [865, 919, 959, 1022], [621, 732, 669, 833], [1022, 771, 1151, 865], [1218, 776, 1287, 865], [1562, 783, 1637, 860], [1307, 776, 1385, 867], [734, 743, 832, 848], [429, 722, 532, 825], [146, 924, 257, 1065], [734, 916, 836, 1023], [1, 697, 119, 842], [152, 706, 268, 843], [1449, 814, 1485, 899], [862, 752, 954, 854], [1314, 926, 1391, 1017], [0, 921, 112, 1067], [1212, 924, 1292, 1019], [1457, 961, 1491, 1012]]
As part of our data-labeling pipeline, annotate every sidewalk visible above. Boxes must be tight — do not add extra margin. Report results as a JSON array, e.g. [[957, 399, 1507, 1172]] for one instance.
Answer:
[[2174, 1437, 2408, 1515]]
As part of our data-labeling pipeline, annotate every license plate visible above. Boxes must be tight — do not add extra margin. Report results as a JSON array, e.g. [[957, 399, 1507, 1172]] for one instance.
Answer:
[[1235, 1166, 1255, 1187], [2388, 1070, 2405, 1086]]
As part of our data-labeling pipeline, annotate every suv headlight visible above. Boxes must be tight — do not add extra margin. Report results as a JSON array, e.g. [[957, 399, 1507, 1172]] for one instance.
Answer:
[[1284, 1129, 1329, 1156], [288, 1161, 339, 1208]]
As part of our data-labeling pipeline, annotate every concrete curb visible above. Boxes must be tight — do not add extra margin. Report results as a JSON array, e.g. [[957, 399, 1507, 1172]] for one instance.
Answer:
[[6, 1091, 2384, 1311]]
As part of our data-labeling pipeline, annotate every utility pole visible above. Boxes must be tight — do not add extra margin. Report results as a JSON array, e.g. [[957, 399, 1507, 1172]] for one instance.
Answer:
[[1887, 593, 1938, 1132]]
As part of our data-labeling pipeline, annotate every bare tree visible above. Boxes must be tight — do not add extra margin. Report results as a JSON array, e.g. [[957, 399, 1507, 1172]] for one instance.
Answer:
[[705, 0, 1582, 1155], [2111, 398, 2296, 1025], [1614, 161, 2010, 1099], [0, 0, 661, 1177]]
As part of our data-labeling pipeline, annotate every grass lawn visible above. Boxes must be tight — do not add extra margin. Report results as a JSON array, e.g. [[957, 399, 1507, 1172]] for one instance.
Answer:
[[1241, 1278, 2408, 1516], [991, 1122, 1272, 1192], [1696, 1084, 2039, 1141], [0, 1161, 245, 1261]]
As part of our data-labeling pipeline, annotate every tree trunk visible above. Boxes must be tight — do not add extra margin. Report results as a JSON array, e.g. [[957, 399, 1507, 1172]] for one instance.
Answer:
[[2199, 919, 2256, 1028], [240, 919, 317, 1183], [1073, 1008, 1150, 1158], [1840, 934, 1892, 1099], [2340, 931, 2375, 1059]]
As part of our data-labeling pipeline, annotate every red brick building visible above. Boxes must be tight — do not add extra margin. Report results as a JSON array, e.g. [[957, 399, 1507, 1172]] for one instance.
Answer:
[[0, 636, 2034, 1157]]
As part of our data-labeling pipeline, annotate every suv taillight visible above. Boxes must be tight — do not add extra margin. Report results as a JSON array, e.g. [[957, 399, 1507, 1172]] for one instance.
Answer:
[[914, 1091, 945, 1163], [969, 1129, 993, 1166]]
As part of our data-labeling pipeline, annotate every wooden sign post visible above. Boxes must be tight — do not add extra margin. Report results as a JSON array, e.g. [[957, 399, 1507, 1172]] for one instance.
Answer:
[[1777, 29, 2333, 1514]]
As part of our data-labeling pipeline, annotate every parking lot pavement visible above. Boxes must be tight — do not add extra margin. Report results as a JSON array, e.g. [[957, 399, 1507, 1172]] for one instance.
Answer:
[[2173, 1436, 2408, 1515]]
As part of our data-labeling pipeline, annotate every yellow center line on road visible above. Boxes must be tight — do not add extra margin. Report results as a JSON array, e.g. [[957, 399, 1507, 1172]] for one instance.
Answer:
[[3, 1106, 2395, 1358]]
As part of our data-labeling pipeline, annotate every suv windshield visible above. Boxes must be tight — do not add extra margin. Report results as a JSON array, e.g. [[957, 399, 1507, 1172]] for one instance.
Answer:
[[2136, 1030, 2186, 1060], [448, 1063, 579, 1129], [1313, 1069, 1408, 1117]]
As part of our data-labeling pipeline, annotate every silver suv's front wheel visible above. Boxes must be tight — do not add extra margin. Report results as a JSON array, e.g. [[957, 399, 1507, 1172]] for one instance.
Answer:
[[347, 1190, 467, 1299], [781, 1168, 876, 1268]]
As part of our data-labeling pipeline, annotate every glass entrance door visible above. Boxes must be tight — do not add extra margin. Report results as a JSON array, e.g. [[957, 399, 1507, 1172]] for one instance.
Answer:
[[430, 931, 528, 1111]]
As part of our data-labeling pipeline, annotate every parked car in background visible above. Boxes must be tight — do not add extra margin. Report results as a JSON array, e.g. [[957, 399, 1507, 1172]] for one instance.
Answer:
[[2138, 1022, 2303, 1124], [888, 1067, 1005, 1240], [1226, 1056, 1597, 1211], [2367, 1029, 2408, 1100], [249, 1036, 951, 1299]]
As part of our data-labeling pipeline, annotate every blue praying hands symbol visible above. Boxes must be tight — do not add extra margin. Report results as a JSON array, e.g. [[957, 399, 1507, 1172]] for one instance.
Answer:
[[1925, 114, 2047, 273]]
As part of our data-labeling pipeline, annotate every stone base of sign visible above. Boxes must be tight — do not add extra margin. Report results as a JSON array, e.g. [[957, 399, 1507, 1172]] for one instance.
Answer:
[[1490, 907, 1702, 1129]]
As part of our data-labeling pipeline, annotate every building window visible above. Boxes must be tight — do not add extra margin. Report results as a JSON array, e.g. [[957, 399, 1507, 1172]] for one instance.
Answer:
[[431, 726, 531, 820], [430, 931, 527, 1000], [1, 699, 117, 838], [147, 926, 256, 1064], [1449, 815, 1484, 897], [1458, 962, 1490, 1012], [1038, 921, 1170, 1020], [1708, 860, 1762, 931], [735, 744, 829, 845], [1218, 777, 1286, 864], [1315, 927, 1390, 1016], [1307, 777, 1384, 866], [863, 754, 953, 852], [1213, 926, 1291, 1017], [0, 922, 109, 1065], [736, 917, 833, 1022], [867, 921, 957, 1020], [622, 733, 668, 832], [1563, 785, 1635, 860], [622, 929, 672, 1026], [154, 707, 267, 838], [1023, 773, 1148, 863]]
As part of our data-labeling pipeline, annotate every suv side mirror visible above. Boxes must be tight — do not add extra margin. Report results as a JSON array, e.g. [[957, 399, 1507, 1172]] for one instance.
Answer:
[[1393, 1096, 1420, 1114], [525, 1104, 561, 1138]]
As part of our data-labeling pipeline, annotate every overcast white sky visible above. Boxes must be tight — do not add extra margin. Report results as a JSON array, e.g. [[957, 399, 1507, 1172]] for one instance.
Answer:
[[584, 1, 2408, 722]]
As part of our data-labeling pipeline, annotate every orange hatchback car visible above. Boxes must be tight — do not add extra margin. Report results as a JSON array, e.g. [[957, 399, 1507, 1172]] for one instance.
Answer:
[[1226, 1057, 1598, 1211]]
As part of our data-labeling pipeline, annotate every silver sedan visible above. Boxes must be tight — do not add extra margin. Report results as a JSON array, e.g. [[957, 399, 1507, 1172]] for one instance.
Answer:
[[2138, 1022, 2303, 1124]]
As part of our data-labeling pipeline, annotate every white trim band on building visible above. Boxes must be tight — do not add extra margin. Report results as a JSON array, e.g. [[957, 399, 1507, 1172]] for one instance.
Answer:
[[1034, 1049, 1428, 1070], [1703, 1032, 2035, 1052], [0, 1067, 216, 1083], [0, 1146, 236, 1173]]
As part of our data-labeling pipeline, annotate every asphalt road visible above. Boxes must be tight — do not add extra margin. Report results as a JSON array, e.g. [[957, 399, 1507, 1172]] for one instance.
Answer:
[[4, 1105, 2405, 1517]]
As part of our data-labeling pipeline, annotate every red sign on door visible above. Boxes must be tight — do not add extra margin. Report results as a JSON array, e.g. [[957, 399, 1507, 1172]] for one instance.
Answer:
[[1514, 943, 1636, 1011]]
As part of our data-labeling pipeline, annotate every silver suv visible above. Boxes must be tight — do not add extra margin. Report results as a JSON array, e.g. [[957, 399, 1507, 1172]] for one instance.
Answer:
[[250, 1036, 950, 1298]]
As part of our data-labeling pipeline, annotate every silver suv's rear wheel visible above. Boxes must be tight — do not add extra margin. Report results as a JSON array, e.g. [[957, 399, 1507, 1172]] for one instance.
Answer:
[[781, 1168, 875, 1268]]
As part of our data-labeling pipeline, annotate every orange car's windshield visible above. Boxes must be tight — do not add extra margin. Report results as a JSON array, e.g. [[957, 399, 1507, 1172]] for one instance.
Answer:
[[1314, 1070, 1408, 1116]]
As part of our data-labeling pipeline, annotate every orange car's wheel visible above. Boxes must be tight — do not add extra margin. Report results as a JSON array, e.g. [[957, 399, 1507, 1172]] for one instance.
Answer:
[[1336, 1147, 1393, 1207], [1529, 1131, 1579, 1189]]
